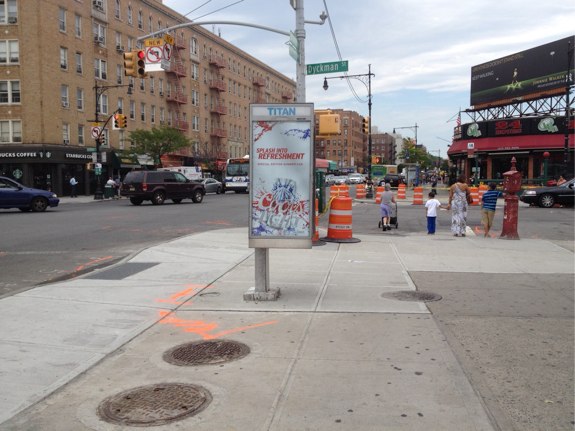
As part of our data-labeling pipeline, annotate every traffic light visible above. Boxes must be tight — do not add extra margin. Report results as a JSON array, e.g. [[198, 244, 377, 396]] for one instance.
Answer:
[[123, 51, 137, 77], [362, 117, 370, 134], [112, 113, 127, 129], [136, 50, 147, 78]]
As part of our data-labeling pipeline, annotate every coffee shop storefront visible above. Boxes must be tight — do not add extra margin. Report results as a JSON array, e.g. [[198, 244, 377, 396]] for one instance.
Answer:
[[0, 145, 110, 197]]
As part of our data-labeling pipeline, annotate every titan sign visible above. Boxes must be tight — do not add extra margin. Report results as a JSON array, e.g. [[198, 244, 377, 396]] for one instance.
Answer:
[[470, 35, 574, 107]]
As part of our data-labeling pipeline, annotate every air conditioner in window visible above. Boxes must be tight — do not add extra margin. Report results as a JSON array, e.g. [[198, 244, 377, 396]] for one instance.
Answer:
[[63, 139, 70, 145], [8, 17, 17, 24], [116, 45, 124, 52], [92, 0, 104, 10], [77, 66, 83, 73], [62, 101, 69, 108], [159, 91, 164, 96], [94, 35, 104, 44], [101, 72, 107, 80]]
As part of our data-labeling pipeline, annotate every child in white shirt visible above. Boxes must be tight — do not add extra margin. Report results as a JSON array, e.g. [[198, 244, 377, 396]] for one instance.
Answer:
[[425, 191, 444, 235]]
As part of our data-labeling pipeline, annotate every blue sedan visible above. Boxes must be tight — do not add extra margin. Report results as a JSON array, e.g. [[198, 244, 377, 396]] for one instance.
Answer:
[[0, 176, 60, 212]]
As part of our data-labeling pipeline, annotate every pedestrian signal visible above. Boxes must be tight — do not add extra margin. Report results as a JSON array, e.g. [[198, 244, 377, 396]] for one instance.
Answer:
[[372, 155, 382, 164]]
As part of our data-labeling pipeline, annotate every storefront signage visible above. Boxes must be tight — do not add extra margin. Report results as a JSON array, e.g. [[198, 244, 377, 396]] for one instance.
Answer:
[[249, 103, 314, 249]]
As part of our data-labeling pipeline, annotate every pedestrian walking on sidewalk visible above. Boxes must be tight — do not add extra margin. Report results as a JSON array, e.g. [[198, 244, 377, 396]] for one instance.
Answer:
[[69, 176, 78, 197], [447, 174, 469, 237], [481, 182, 503, 237], [379, 183, 395, 231], [425, 191, 445, 235]]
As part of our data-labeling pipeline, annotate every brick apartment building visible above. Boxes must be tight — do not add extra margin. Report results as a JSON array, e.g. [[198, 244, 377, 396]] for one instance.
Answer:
[[0, 0, 296, 196], [370, 132, 396, 165], [314, 109, 366, 172]]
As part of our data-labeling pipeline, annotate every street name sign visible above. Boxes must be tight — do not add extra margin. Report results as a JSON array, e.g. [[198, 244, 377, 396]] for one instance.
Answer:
[[306, 60, 348, 75]]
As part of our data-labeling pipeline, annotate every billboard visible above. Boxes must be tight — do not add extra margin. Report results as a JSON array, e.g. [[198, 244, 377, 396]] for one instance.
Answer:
[[249, 104, 314, 249], [470, 35, 574, 107], [460, 116, 572, 140]]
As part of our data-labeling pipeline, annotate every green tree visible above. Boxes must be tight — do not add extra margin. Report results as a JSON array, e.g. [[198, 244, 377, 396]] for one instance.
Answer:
[[128, 126, 189, 166]]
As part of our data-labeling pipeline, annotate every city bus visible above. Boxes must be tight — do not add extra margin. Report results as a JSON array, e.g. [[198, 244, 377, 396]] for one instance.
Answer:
[[224, 156, 249, 193]]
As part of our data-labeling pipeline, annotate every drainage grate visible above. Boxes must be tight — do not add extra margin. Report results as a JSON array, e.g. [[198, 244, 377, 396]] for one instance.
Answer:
[[97, 383, 211, 427], [163, 339, 250, 366], [381, 291, 442, 302]]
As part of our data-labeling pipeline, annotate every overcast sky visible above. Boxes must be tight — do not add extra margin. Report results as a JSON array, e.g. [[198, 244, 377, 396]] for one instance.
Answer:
[[163, 0, 574, 157]]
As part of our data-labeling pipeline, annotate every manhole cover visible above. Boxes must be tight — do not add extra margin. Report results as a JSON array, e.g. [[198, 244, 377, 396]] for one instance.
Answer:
[[381, 291, 442, 302], [97, 383, 212, 427], [163, 339, 250, 366]]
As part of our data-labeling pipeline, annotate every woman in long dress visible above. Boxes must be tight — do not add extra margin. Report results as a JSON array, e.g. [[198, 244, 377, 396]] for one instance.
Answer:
[[448, 175, 469, 237]]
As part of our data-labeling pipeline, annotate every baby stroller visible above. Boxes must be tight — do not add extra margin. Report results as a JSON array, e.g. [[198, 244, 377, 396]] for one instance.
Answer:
[[378, 202, 398, 231]]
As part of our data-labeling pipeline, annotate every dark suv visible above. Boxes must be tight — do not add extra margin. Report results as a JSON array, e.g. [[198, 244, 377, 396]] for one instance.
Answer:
[[120, 170, 205, 205], [378, 174, 403, 188]]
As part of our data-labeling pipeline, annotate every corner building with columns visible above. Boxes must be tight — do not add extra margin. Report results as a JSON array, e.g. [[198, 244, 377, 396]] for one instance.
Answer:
[[0, 0, 296, 196]]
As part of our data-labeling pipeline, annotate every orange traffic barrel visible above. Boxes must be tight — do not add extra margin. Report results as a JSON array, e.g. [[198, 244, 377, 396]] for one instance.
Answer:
[[478, 184, 488, 203], [375, 186, 385, 203], [397, 183, 406, 199], [321, 197, 360, 243], [355, 184, 366, 199], [469, 186, 479, 205], [412, 186, 424, 205], [339, 184, 350, 197]]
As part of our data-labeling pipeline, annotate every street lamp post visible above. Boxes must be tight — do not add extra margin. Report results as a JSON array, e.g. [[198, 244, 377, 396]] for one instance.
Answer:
[[92, 80, 132, 199], [564, 39, 573, 172], [322, 64, 374, 196]]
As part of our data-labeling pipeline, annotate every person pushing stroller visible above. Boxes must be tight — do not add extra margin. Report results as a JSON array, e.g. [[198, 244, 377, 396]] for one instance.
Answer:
[[379, 183, 396, 231]]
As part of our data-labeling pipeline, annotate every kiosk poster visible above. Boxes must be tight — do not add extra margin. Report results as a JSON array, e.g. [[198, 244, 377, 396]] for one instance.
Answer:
[[249, 104, 314, 249]]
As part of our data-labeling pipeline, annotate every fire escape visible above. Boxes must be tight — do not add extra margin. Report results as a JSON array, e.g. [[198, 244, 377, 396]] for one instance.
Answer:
[[252, 75, 266, 103], [208, 54, 228, 159], [164, 34, 189, 159]]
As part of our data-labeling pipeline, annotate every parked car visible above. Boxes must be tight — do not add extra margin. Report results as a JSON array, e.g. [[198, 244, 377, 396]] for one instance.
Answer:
[[346, 173, 365, 184], [332, 176, 348, 185], [378, 174, 403, 188], [519, 178, 574, 208], [201, 177, 223, 194], [0, 176, 60, 212], [120, 170, 205, 205]]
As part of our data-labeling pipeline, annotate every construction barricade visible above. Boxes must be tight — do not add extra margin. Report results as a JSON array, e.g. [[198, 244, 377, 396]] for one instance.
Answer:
[[469, 186, 479, 205], [412, 186, 424, 205], [413, 186, 423, 205], [321, 197, 360, 243], [375, 186, 385, 204], [329, 184, 349, 198], [397, 183, 406, 199], [355, 183, 366, 199]]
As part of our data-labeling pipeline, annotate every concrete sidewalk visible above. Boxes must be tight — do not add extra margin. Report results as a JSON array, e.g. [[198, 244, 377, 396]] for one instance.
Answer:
[[1, 226, 572, 429]]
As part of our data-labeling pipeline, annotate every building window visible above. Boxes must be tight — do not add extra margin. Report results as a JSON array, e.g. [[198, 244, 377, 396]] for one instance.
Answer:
[[116, 64, 122, 84], [74, 14, 82, 37], [140, 102, 145, 122], [148, 15, 152, 32], [77, 124, 85, 146], [192, 116, 199, 131], [149, 76, 155, 93], [62, 123, 70, 144], [0, 120, 21, 142], [0, 80, 19, 103], [60, 84, 69, 108], [99, 93, 108, 115], [191, 63, 198, 80], [191, 89, 198, 106], [137, 10, 142, 29], [60, 47, 68, 70], [191, 37, 198, 55], [58, 8, 66, 32], [129, 100, 135, 119], [94, 58, 107, 80], [160, 107, 165, 124], [127, 5, 132, 25], [76, 87, 84, 110], [158, 78, 164, 95], [117, 97, 124, 113], [75, 52, 83, 74], [0, 1, 17, 25], [0, 40, 18, 64], [151, 105, 156, 123], [92, 22, 106, 45], [114, 0, 120, 19]]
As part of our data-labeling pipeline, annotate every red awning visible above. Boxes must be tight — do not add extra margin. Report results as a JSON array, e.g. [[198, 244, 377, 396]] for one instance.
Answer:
[[448, 133, 574, 156], [315, 158, 330, 169]]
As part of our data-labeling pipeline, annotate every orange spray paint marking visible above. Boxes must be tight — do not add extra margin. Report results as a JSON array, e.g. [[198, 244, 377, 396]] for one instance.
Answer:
[[75, 256, 114, 272], [158, 310, 277, 340], [204, 220, 233, 226], [155, 284, 208, 305]]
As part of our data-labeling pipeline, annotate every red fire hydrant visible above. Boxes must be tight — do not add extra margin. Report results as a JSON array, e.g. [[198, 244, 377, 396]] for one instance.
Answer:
[[500, 157, 521, 240]]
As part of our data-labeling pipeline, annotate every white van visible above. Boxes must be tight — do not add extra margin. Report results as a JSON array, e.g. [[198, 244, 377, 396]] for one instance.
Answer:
[[158, 166, 202, 181]]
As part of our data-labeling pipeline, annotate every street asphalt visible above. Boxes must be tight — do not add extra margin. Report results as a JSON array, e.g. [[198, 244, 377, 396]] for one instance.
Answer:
[[0, 192, 573, 430]]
